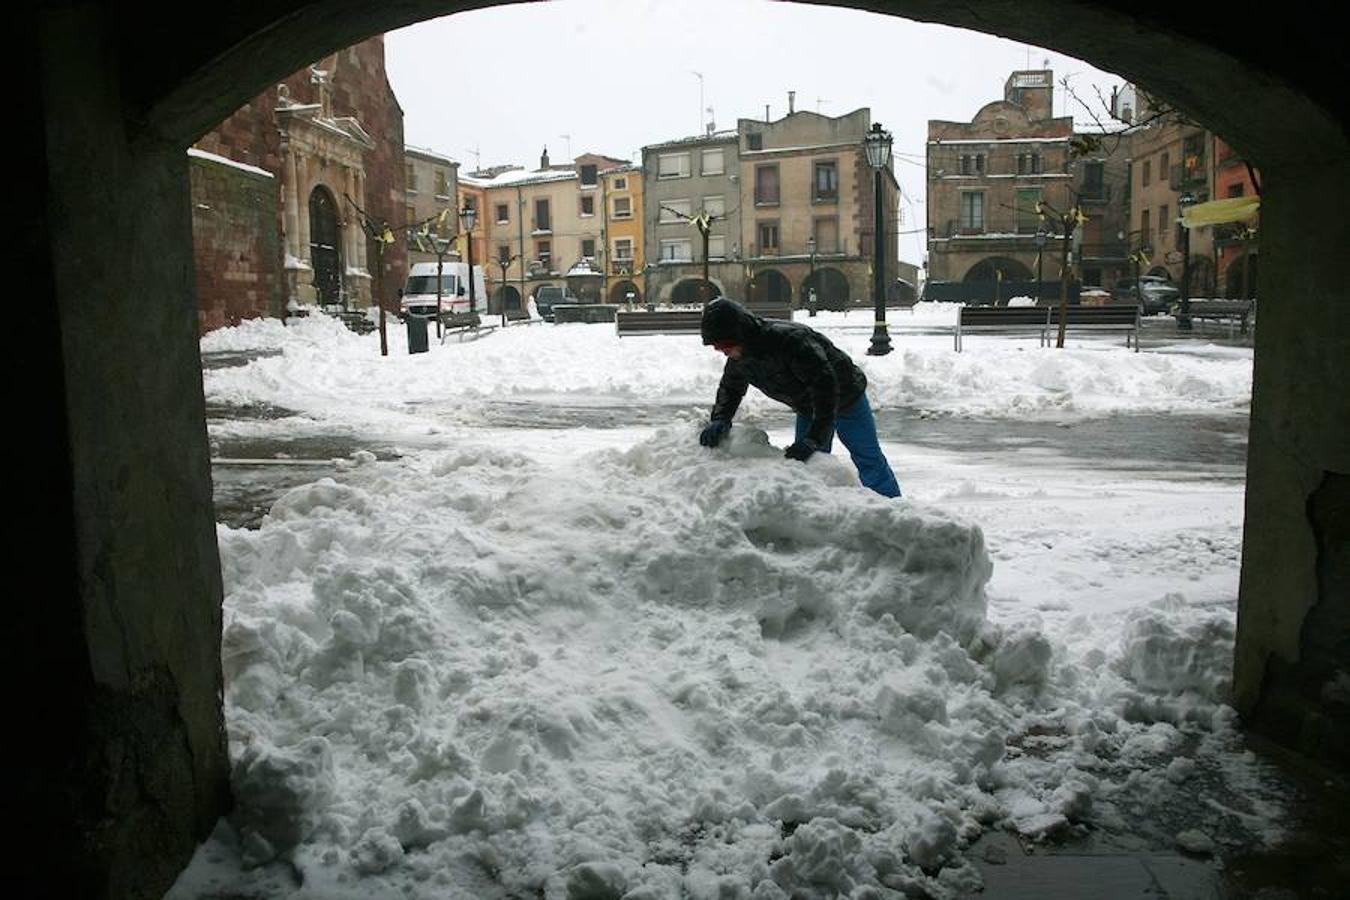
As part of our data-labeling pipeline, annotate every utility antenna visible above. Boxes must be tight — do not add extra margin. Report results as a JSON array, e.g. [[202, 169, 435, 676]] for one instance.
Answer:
[[691, 71, 704, 136], [816, 96, 829, 113], [465, 144, 481, 172]]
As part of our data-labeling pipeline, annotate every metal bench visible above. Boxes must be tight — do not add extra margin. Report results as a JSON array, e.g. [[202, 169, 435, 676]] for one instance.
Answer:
[[615, 305, 793, 337], [438, 311, 497, 344], [504, 308, 542, 326], [1185, 299, 1254, 337], [954, 306, 1052, 351], [1050, 303, 1142, 351]]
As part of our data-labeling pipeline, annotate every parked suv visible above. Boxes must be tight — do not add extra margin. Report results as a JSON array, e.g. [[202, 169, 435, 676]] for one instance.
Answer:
[[533, 285, 580, 322], [1112, 276, 1181, 316]]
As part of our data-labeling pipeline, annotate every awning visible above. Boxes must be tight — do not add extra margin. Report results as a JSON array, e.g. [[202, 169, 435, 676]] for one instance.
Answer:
[[1181, 195, 1261, 229]]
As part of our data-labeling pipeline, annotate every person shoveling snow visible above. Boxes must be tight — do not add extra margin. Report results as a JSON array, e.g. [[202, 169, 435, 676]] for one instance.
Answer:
[[698, 297, 902, 498]]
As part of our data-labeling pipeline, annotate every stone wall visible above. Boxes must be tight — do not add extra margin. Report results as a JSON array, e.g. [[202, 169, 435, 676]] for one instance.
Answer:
[[190, 154, 283, 333]]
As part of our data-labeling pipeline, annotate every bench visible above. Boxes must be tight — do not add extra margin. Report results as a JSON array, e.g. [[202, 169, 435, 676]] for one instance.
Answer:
[[615, 305, 793, 337], [1185, 299, 1254, 337], [1049, 304, 1142, 351], [954, 306, 1052, 351], [553, 303, 618, 324], [438, 311, 497, 344], [504, 308, 542, 326]]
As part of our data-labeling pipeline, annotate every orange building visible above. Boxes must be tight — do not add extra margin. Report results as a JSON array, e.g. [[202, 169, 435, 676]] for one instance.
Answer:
[[1212, 137, 1260, 299]]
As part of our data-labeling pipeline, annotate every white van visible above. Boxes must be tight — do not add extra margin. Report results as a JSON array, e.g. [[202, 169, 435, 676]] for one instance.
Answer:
[[400, 262, 487, 317]]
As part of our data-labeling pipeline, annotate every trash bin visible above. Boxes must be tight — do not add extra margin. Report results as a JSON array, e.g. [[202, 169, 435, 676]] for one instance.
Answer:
[[406, 314, 429, 354]]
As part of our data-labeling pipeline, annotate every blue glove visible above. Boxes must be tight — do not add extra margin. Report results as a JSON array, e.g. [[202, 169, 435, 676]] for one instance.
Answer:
[[699, 418, 732, 448], [784, 438, 820, 462]]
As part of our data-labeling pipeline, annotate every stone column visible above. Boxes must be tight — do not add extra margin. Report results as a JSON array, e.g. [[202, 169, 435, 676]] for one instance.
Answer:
[[283, 140, 300, 260]]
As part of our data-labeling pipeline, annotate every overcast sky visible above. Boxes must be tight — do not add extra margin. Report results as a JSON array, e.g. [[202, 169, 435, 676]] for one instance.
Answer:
[[385, 0, 1126, 265]]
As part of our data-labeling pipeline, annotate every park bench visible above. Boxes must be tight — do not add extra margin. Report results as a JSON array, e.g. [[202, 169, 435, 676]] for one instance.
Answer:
[[504, 308, 542, 326], [438, 311, 497, 344], [615, 305, 792, 337], [1185, 299, 1254, 337], [953, 305, 1052, 351], [554, 303, 619, 324], [1049, 303, 1142, 351]]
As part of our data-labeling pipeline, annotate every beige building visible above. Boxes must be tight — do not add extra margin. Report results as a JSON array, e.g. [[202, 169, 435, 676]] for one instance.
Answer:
[[403, 145, 459, 265], [925, 70, 1075, 302], [474, 148, 629, 311], [1126, 115, 1215, 294]]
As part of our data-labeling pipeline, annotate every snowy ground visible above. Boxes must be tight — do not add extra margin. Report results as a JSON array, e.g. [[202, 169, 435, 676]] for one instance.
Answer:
[[171, 305, 1277, 899]]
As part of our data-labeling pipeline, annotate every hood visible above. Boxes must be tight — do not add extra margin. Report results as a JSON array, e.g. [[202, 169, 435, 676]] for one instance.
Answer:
[[700, 297, 765, 345]]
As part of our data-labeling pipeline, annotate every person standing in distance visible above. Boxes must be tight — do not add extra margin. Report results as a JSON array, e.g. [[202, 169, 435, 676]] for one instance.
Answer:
[[697, 297, 902, 498]]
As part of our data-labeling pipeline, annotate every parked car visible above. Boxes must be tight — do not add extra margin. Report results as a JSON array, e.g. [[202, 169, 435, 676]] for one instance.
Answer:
[[533, 285, 580, 322], [1112, 276, 1180, 315]]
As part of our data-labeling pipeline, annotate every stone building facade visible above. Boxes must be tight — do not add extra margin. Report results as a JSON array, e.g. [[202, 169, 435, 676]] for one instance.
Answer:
[[1212, 137, 1260, 299], [926, 70, 1075, 302], [643, 103, 897, 309], [191, 37, 406, 331], [1073, 137, 1132, 290], [404, 145, 459, 265], [1126, 113, 1215, 293], [601, 164, 645, 304]]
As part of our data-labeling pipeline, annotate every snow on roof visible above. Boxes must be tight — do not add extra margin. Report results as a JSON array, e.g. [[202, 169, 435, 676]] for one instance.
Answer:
[[187, 148, 274, 179], [405, 144, 459, 165]]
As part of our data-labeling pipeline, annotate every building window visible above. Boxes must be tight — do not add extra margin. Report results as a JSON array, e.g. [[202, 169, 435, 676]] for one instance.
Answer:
[[813, 161, 838, 201], [496, 203, 509, 224], [959, 191, 984, 231], [755, 164, 780, 205], [614, 238, 634, 260], [497, 244, 511, 264], [703, 195, 725, 218], [581, 195, 595, 216], [959, 153, 987, 176], [1160, 152, 1170, 180], [434, 169, 449, 197], [659, 199, 691, 223], [580, 164, 598, 186], [614, 177, 627, 190], [405, 163, 417, 192], [1016, 188, 1042, 232], [1140, 209, 1151, 240], [708, 234, 727, 259], [582, 238, 596, 258], [702, 148, 725, 175], [660, 238, 692, 261], [658, 152, 691, 179], [1017, 152, 1042, 175], [1228, 183, 1245, 198], [1142, 159, 1151, 187], [1082, 162, 1104, 199], [1158, 204, 1169, 246], [406, 204, 417, 227], [813, 217, 839, 253], [534, 198, 551, 232], [747, 133, 763, 151], [758, 221, 780, 255], [536, 240, 551, 268], [612, 196, 632, 219]]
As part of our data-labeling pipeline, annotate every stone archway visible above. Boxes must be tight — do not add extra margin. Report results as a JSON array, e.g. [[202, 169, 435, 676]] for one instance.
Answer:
[[1225, 252, 1258, 299], [25, 4, 1350, 895], [801, 267, 850, 310], [495, 284, 521, 311], [964, 256, 1035, 282], [608, 279, 641, 305], [748, 268, 791, 305], [671, 277, 715, 304]]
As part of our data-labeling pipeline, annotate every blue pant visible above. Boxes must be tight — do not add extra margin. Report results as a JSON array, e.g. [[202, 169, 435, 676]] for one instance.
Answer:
[[795, 394, 902, 498]]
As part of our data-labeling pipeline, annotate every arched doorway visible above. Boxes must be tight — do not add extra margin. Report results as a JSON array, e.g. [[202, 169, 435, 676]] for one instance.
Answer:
[[609, 279, 641, 305], [308, 186, 342, 308], [671, 278, 713, 304], [801, 267, 850, 310], [1188, 255, 1216, 298], [964, 256, 1034, 282], [495, 285, 521, 311], [1147, 265, 1173, 279], [747, 269, 791, 305]]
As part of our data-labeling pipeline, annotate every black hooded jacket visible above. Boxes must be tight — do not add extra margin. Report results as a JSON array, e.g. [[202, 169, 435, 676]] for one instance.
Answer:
[[702, 298, 868, 445]]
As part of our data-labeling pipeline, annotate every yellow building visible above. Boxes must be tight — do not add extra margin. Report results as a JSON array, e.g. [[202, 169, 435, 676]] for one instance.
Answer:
[[600, 163, 645, 304]]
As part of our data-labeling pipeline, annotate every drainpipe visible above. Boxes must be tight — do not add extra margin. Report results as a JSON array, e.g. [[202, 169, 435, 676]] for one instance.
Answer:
[[517, 183, 526, 309]]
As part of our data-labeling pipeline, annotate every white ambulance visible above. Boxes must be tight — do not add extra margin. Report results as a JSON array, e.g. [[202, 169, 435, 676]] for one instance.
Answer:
[[400, 262, 487, 317]]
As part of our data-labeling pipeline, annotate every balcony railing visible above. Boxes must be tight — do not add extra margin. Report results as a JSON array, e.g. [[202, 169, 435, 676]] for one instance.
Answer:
[[1078, 241, 1129, 261], [938, 218, 1045, 239], [1169, 162, 1207, 191], [610, 258, 637, 276]]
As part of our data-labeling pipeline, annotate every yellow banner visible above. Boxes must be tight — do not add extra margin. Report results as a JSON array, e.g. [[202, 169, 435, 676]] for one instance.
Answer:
[[1181, 196, 1260, 228]]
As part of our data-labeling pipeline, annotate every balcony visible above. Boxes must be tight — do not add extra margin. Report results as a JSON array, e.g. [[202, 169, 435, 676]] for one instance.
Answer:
[[1078, 182, 1112, 204], [1169, 162, 1207, 191], [610, 258, 637, 276], [1078, 241, 1129, 262]]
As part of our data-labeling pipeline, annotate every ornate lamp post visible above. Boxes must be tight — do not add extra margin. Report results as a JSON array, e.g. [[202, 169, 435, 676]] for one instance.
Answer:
[[806, 235, 817, 316], [459, 202, 478, 315], [1177, 192, 1197, 331], [864, 122, 893, 356]]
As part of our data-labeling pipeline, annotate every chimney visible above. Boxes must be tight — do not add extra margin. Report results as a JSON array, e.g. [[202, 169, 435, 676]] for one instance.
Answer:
[[540, 146, 549, 169], [788, 91, 796, 114], [765, 104, 770, 122]]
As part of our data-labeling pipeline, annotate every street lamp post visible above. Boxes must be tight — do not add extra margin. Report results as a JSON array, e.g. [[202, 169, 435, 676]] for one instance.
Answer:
[[864, 122, 893, 356], [1177, 192, 1196, 331], [1034, 228, 1047, 305], [459, 203, 478, 316], [430, 234, 454, 340], [806, 235, 817, 316], [496, 254, 516, 327]]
